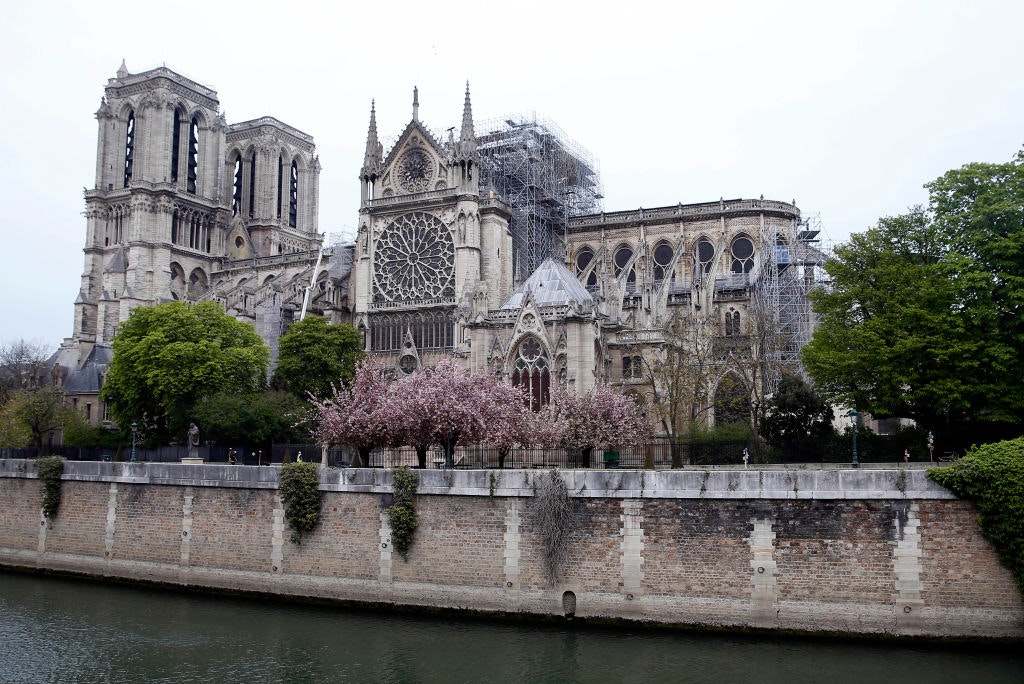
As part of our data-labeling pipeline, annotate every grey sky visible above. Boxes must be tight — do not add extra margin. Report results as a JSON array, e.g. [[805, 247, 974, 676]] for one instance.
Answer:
[[1, 0, 1021, 348]]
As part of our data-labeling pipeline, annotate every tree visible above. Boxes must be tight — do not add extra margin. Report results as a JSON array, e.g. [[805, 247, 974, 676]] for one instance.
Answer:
[[540, 383, 650, 467], [271, 317, 363, 401], [312, 360, 394, 467], [193, 390, 312, 452], [761, 374, 834, 443], [803, 190, 1021, 448], [101, 301, 269, 443], [0, 388, 70, 454], [0, 339, 52, 405]]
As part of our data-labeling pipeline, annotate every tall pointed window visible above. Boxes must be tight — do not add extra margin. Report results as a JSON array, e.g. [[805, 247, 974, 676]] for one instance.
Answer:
[[511, 335, 550, 411], [123, 111, 135, 188], [730, 235, 755, 273], [277, 155, 283, 219], [248, 151, 257, 218], [187, 117, 200, 194], [170, 110, 181, 183], [653, 241, 674, 284], [231, 154, 243, 215], [288, 161, 298, 227], [696, 238, 715, 274]]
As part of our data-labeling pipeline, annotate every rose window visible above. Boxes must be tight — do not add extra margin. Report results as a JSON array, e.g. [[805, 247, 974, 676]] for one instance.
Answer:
[[373, 212, 455, 304]]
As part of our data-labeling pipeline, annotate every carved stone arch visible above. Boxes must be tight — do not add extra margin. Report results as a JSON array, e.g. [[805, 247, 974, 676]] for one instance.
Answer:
[[187, 108, 210, 128], [187, 267, 209, 299], [396, 328, 422, 375], [262, 273, 277, 285], [711, 370, 750, 427], [728, 233, 756, 274], [169, 262, 186, 300]]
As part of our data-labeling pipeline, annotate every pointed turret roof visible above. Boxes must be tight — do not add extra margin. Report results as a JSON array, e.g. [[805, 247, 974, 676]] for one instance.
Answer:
[[360, 100, 383, 179], [116, 59, 129, 79], [457, 82, 477, 160], [501, 258, 593, 309]]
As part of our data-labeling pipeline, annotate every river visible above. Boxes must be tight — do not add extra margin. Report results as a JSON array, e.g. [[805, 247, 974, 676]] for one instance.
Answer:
[[1, 571, 1020, 683]]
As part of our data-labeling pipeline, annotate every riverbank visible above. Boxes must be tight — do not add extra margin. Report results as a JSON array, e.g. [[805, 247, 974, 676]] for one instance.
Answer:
[[1, 460, 1021, 639]]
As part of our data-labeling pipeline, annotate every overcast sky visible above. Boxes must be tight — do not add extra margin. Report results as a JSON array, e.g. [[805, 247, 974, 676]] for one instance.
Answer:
[[1, 0, 1021, 349]]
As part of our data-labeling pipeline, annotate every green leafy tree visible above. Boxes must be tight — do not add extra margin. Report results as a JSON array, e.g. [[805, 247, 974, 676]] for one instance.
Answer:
[[193, 390, 312, 452], [271, 317, 362, 401], [761, 374, 835, 443], [101, 301, 269, 443], [0, 388, 71, 454], [803, 203, 1018, 448]]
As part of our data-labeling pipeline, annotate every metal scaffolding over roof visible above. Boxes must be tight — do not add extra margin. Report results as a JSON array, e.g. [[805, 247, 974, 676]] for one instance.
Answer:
[[477, 115, 603, 276]]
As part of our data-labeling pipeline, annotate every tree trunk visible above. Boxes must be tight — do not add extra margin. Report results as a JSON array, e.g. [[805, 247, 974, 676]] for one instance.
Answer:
[[580, 446, 593, 468], [354, 445, 372, 468], [416, 445, 428, 469]]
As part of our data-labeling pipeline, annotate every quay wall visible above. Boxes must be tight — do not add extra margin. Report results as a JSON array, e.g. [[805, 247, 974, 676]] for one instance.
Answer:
[[0, 461, 1021, 638]]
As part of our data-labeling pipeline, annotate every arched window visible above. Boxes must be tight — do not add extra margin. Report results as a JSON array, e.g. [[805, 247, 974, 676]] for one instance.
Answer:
[[730, 235, 755, 273], [614, 245, 632, 277], [170, 110, 181, 183], [696, 238, 715, 274], [289, 161, 298, 227], [277, 155, 284, 219], [123, 110, 135, 188], [623, 354, 643, 379], [725, 308, 741, 336], [575, 247, 598, 291], [248, 151, 257, 217], [187, 117, 200, 194], [653, 241, 674, 283], [511, 335, 550, 411], [231, 154, 243, 216]]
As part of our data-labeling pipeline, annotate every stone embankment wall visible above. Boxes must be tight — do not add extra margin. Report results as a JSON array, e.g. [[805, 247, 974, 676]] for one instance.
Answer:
[[0, 461, 1021, 638]]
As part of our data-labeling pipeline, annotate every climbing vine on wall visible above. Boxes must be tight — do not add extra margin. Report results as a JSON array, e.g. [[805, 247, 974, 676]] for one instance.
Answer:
[[388, 466, 419, 560], [531, 468, 578, 583], [279, 461, 322, 543], [929, 437, 1024, 595], [37, 456, 64, 520]]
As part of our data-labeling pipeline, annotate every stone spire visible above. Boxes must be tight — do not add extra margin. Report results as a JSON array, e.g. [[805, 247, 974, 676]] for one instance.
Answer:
[[459, 81, 475, 148], [412, 86, 419, 123], [360, 100, 383, 180], [116, 59, 129, 79]]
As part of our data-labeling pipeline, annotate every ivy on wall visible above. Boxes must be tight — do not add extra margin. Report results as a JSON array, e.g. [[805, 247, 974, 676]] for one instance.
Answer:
[[530, 468, 578, 583], [929, 437, 1024, 595], [37, 456, 64, 520], [388, 466, 419, 560], [279, 461, 322, 543]]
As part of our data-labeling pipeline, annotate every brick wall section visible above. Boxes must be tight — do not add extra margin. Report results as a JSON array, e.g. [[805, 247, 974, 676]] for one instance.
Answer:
[[45, 481, 109, 557], [0, 478, 41, 550], [391, 496, 506, 588], [641, 500, 754, 598], [189, 488, 276, 572], [774, 501, 896, 604], [918, 500, 1023, 611], [560, 499, 624, 593], [283, 492, 381, 581], [113, 484, 184, 565]]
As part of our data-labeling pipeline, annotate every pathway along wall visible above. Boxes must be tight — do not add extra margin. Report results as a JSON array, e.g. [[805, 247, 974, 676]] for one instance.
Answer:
[[0, 461, 1021, 638]]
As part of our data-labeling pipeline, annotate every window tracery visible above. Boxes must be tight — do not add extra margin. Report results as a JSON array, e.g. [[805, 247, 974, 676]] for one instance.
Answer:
[[123, 111, 135, 188], [730, 235, 755, 273], [511, 335, 550, 411], [372, 212, 455, 304]]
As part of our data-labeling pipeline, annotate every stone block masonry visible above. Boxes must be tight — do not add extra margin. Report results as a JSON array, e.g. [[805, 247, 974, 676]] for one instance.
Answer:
[[0, 461, 1020, 638]]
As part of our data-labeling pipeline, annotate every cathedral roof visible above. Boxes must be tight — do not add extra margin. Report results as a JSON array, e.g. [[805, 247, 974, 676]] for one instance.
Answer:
[[501, 257, 593, 310], [104, 246, 127, 274]]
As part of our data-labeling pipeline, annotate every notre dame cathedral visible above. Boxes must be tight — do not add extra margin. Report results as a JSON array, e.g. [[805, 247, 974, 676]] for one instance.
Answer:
[[54, 63, 822, 431]]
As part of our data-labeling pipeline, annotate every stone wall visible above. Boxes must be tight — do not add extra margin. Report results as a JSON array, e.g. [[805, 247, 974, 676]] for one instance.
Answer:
[[0, 461, 1020, 638]]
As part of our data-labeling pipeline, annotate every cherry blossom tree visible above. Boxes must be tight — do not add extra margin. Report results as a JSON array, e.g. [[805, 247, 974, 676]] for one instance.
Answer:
[[311, 360, 393, 467], [542, 383, 650, 467]]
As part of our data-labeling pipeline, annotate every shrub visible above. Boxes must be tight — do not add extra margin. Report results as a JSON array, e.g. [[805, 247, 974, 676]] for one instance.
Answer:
[[278, 461, 321, 543], [37, 455, 64, 520], [928, 437, 1024, 595], [388, 466, 419, 560]]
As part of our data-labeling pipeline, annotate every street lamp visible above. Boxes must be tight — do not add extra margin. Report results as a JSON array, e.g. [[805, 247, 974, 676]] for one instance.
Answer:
[[848, 409, 859, 468], [130, 422, 138, 463]]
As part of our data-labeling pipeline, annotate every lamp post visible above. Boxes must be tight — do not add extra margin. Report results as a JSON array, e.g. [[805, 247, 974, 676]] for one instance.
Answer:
[[848, 409, 859, 468], [130, 422, 138, 463]]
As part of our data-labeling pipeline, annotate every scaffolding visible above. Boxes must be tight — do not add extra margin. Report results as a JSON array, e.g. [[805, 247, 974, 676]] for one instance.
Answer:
[[477, 115, 603, 275], [755, 212, 830, 393]]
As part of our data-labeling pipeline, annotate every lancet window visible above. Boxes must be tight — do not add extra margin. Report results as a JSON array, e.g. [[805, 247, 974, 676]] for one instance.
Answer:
[[186, 117, 199, 194], [730, 235, 755, 273], [288, 161, 298, 227], [369, 310, 454, 352], [231, 154, 243, 215], [653, 241, 674, 284], [511, 335, 550, 411], [248, 151, 257, 218], [170, 110, 181, 183], [123, 111, 135, 188]]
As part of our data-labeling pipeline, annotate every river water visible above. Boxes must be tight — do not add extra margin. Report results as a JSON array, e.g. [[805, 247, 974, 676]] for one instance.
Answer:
[[1, 571, 1020, 684]]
